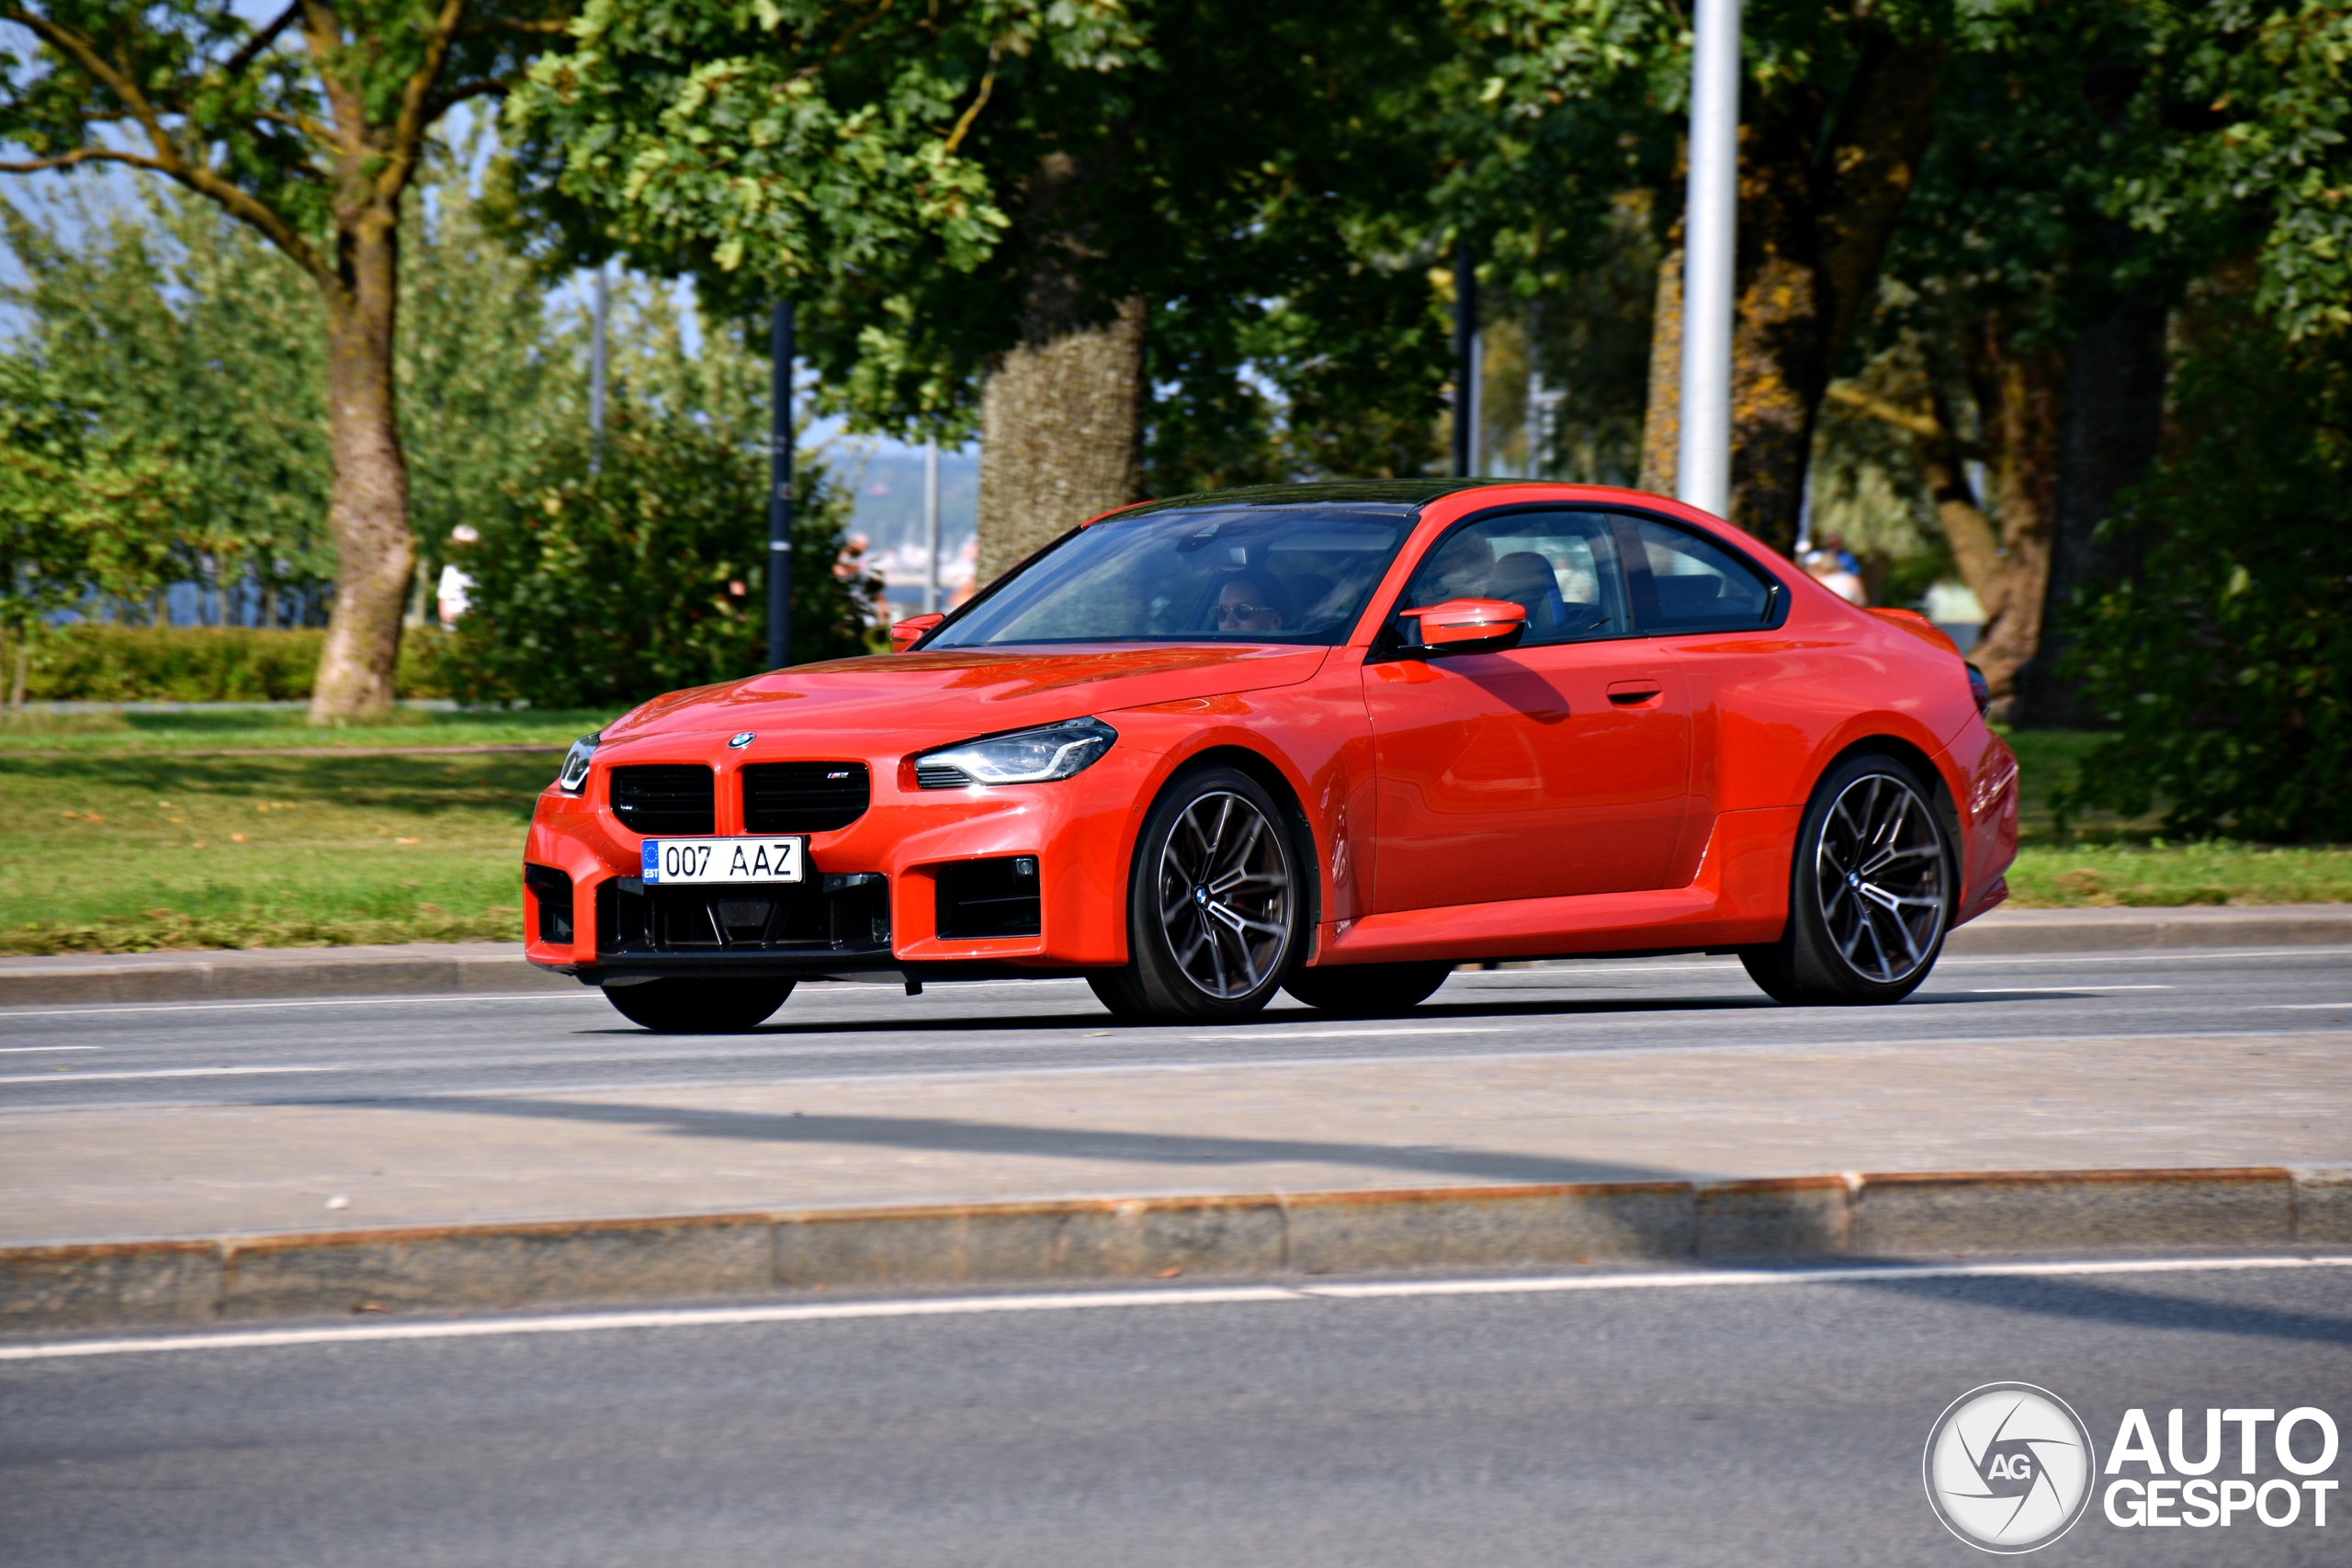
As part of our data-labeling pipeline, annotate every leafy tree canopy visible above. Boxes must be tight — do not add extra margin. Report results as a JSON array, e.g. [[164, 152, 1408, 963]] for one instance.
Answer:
[[0, 0, 563, 285], [508, 0, 1459, 476]]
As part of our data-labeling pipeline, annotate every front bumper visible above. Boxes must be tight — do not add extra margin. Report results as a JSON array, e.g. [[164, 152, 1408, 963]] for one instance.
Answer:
[[521, 739, 1161, 982]]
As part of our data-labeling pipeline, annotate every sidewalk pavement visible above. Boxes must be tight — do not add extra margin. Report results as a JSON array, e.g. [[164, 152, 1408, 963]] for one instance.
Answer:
[[2, 904, 2347, 1008], [10, 1027, 2349, 1250]]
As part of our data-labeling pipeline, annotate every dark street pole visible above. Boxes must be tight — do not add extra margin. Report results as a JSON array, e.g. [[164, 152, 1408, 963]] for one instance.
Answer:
[[1451, 239, 1477, 479], [766, 299, 795, 671]]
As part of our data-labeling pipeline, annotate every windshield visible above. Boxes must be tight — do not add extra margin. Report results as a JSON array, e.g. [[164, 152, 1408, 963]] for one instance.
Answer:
[[925, 504, 1417, 649]]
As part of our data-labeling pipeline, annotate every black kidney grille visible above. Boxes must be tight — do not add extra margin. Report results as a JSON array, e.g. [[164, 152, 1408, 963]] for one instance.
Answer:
[[742, 761, 870, 833], [609, 764, 715, 836]]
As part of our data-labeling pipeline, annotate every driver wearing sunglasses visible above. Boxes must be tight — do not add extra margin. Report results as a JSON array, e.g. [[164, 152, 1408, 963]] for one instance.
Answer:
[[1209, 570, 1288, 635]]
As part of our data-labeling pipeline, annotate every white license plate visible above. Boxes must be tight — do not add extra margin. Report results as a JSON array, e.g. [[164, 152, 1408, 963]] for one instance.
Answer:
[[640, 837, 806, 885]]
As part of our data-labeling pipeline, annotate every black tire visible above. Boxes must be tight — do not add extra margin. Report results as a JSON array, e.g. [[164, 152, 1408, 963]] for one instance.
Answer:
[[1741, 751, 1955, 1006], [1283, 962, 1453, 1017], [1088, 765, 1303, 1024], [603, 977, 795, 1033]]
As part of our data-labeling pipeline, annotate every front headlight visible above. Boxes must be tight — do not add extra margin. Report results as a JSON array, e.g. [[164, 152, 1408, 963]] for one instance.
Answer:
[[556, 734, 600, 793], [915, 717, 1117, 788]]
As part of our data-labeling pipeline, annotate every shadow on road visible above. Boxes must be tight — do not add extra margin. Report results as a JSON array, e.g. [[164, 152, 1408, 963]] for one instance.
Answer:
[[1844, 1267, 2352, 1349], [334, 1093, 1678, 1190]]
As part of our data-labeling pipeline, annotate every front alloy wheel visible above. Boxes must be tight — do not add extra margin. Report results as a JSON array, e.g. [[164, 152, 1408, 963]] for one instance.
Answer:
[[1090, 766, 1300, 1022], [1742, 753, 1953, 1006]]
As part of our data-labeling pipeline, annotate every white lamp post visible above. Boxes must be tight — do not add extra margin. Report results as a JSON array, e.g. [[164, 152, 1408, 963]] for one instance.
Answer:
[[1676, 0, 1741, 518]]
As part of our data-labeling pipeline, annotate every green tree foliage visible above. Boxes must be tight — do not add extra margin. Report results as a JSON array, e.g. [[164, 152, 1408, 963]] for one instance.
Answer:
[[440, 402, 874, 709], [1, 156, 581, 617], [0, 0, 571, 718], [2118, 1, 2352, 342], [506, 0, 1458, 485], [0, 356, 187, 666], [4, 183, 335, 607], [2059, 287, 2352, 841], [505, 0, 1141, 427]]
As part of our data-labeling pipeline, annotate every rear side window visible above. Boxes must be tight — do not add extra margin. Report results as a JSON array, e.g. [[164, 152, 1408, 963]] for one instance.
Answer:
[[1623, 517, 1780, 633]]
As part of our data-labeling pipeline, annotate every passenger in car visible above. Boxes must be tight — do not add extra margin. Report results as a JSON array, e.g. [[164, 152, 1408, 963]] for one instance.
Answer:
[[1487, 551, 1570, 637]]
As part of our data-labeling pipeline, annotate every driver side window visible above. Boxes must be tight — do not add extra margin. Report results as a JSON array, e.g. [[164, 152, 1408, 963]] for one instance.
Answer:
[[1400, 511, 1631, 647]]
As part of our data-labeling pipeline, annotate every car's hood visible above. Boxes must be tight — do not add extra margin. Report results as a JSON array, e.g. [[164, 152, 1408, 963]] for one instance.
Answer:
[[601, 643, 1330, 752]]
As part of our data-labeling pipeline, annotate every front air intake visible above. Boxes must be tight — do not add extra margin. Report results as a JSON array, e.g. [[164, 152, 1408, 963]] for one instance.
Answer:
[[742, 761, 871, 833], [934, 856, 1042, 940], [609, 765, 715, 836]]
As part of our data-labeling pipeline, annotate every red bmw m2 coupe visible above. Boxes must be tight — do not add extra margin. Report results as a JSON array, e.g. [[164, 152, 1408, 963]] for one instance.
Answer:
[[522, 480, 2018, 1032]]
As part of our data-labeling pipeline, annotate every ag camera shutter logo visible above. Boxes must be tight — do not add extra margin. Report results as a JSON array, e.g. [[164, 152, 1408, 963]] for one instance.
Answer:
[[1923, 1382, 2098, 1552]]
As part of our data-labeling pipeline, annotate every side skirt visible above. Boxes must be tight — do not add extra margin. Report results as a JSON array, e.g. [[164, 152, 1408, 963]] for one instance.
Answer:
[[1311, 807, 1796, 968]]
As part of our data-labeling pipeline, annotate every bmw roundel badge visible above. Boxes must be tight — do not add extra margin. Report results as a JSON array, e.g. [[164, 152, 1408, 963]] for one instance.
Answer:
[[729, 732, 755, 749]]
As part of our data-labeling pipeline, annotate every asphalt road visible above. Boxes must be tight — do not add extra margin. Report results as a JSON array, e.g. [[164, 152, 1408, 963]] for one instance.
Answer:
[[0, 944, 2346, 1112], [5, 1258, 2348, 1567]]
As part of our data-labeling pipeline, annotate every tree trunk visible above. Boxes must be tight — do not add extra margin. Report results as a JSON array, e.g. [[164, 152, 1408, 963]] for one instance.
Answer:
[[1636, 245, 1683, 495], [307, 209, 413, 724], [2010, 288, 2169, 728], [974, 152, 1147, 586], [1636, 35, 1942, 550], [1724, 97, 1826, 551], [1905, 319, 2062, 716], [974, 297, 1146, 582]]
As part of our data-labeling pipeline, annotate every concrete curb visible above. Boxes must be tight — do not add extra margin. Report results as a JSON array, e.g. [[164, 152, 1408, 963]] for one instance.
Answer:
[[7, 1166, 2348, 1333], [2, 905, 2346, 1008], [0, 943, 575, 1006], [1940, 904, 2352, 956]]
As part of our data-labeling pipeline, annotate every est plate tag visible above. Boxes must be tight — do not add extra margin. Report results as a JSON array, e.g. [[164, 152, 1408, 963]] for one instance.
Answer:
[[640, 837, 806, 886]]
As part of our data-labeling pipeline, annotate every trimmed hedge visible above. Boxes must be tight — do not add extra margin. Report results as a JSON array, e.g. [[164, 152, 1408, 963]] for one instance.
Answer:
[[2, 625, 452, 703]]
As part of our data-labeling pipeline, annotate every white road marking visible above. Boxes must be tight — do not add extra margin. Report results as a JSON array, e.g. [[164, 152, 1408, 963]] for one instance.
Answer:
[[0, 994, 602, 1021], [5, 949, 2337, 1027], [2256, 1003, 2352, 1010], [6, 1254, 2346, 1363], [0, 1066, 338, 1086], [1185, 1027, 1506, 1042], [0, 977, 1094, 1025], [0, 1046, 99, 1055], [7, 1021, 2344, 1102]]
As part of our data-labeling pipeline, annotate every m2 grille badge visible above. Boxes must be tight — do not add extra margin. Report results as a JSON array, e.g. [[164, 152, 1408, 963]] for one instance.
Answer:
[[729, 732, 755, 749]]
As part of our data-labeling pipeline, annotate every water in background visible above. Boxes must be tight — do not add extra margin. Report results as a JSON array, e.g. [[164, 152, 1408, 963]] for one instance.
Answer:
[[834, 440, 981, 612]]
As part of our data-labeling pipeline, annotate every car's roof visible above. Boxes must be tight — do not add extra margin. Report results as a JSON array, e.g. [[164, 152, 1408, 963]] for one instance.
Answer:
[[1112, 479, 1512, 516]]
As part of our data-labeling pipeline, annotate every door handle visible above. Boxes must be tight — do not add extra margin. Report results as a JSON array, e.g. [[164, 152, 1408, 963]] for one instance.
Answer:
[[1606, 679, 1666, 706]]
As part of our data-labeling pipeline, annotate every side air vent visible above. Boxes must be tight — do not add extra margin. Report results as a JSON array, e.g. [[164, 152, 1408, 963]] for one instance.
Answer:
[[609, 764, 715, 836], [742, 761, 871, 834], [522, 863, 573, 943]]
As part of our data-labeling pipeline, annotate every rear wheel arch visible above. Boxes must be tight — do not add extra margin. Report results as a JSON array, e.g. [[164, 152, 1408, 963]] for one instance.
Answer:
[[1809, 734, 1962, 852]]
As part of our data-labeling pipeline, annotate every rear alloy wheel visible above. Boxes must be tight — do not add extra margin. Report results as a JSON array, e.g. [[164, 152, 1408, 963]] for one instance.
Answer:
[[603, 977, 795, 1033], [1089, 766, 1300, 1023], [1741, 753, 1953, 1006], [1283, 962, 1453, 1017]]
